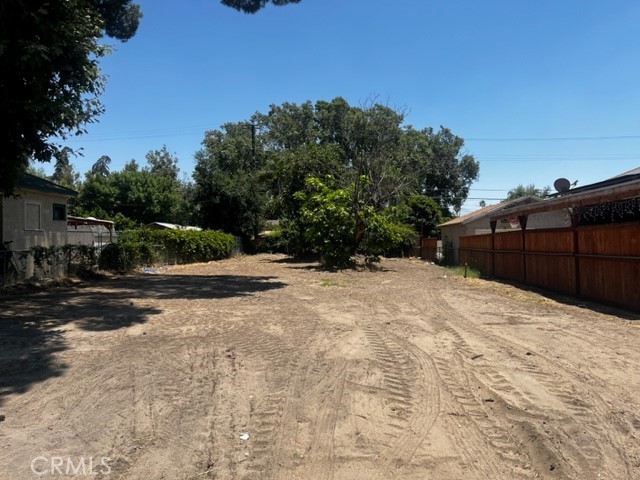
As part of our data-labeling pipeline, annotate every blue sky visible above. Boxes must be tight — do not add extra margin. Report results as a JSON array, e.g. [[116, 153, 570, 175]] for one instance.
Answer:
[[53, 0, 640, 214]]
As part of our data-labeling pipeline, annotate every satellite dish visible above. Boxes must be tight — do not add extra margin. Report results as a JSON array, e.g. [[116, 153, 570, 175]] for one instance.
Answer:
[[553, 178, 571, 193]]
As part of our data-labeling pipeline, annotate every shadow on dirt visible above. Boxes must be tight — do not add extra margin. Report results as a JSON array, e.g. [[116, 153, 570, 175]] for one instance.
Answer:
[[263, 255, 397, 273], [483, 277, 640, 321], [0, 273, 287, 406]]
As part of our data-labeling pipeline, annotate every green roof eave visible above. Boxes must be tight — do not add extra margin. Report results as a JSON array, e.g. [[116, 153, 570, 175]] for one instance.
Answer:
[[16, 173, 77, 197]]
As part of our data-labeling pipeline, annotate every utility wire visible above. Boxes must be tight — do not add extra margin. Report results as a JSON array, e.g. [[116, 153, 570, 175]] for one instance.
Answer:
[[467, 135, 640, 142]]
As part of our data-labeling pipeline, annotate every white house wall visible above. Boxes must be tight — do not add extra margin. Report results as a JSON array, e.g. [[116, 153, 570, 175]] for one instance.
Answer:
[[2, 189, 69, 251]]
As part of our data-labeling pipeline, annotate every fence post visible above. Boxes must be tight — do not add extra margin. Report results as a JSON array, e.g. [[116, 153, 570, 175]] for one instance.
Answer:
[[490, 220, 497, 276], [518, 215, 528, 283], [571, 211, 581, 297]]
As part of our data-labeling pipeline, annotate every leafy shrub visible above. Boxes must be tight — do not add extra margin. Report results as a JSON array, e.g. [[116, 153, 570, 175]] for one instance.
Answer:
[[295, 176, 417, 268], [99, 229, 235, 272], [384, 221, 419, 257], [255, 227, 288, 254], [98, 242, 142, 273], [362, 213, 417, 260]]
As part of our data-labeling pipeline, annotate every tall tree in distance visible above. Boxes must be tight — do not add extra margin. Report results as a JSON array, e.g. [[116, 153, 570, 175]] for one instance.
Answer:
[[506, 184, 551, 200], [145, 145, 180, 181], [0, 0, 142, 194], [193, 123, 268, 239], [416, 127, 479, 217], [91, 156, 112, 177], [51, 147, 80, 189]]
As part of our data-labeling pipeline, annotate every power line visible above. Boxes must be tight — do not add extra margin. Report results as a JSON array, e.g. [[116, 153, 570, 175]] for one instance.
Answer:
[[467, 135, 640, 142]]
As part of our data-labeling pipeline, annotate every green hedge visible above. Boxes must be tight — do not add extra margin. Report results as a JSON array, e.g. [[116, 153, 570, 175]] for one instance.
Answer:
[[99, 229, 235, 272]]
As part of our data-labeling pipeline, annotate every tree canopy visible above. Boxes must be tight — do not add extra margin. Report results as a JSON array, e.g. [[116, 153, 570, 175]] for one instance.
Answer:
[[221, 0, 301, 14], [506, 184, 551, 200], [0, 0, 308, 195], [76, 148, 193, 230], [193, 97, 479, 261], [0, 0, 142, 194]]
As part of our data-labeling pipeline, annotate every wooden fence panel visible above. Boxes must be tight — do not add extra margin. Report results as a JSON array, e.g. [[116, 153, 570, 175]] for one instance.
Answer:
[[469, 251, 493, 272], [459, 234, 492, 250], [579, 257, 640, 311], [526, 254, 576, 295], [494, 252, 523, 280], [492, 231, 522, 279], [526, 228, 573, 253], [459, 234, 492, 272], [457, 221, 640, 312], [578, 223, 640, 255], [494, 231, 522, 251], [523, 228, 576, 294], [577, 223, 640, 310], [421, 237, 438, 261]]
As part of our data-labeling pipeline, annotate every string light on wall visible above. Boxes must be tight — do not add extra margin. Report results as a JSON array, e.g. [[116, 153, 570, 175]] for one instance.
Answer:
[[576, 197, 640, 225]]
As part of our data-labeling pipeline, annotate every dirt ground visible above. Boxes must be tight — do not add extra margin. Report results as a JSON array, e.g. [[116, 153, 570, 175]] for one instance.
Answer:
[[0, 254, 639, 480]]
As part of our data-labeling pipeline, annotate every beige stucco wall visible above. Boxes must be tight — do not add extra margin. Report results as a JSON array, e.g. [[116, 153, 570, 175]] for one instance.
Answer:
[[440, 223, 465, 264], [2, 189, 69, 251]]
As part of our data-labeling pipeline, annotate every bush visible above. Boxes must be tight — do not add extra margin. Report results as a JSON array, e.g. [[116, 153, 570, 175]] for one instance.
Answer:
[[98, 242, 142, 273], [99, 229, 235, 272], [295, 176, 418, 268], [255, 227, 288, 254], [367, 213, 418, 261]]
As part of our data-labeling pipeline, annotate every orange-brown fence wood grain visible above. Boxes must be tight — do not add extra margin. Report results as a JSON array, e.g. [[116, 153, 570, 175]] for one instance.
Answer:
[[421, 237, 438, 261], [457, 222, 640, 311]]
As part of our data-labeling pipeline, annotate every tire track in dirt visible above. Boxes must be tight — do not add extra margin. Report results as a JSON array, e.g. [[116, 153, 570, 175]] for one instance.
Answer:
[[282, 358, 349, 480], [427, 343, 536, 480], [363, 326, 440, 479], [346, 287, 532, 479], [112, 339, 219, 479], [422, 286, 635, 480], [211, 303, 326, 479]]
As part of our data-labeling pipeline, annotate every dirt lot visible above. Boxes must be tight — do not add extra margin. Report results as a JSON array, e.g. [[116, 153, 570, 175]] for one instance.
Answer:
[[0, 254, 639, 480]]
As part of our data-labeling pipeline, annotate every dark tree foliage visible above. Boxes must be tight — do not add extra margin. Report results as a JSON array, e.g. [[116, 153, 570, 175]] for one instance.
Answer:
[[91, 155, 113, 177], [193, 123, 268, 239], [94, 0, 142, 39], [145, 145, 180, 181], [194, 98, 479, 255], [221, 0, 301, 14], [506, 183, 551, 200], [0, 0, 141, 194], [51, 147, 80, 189]]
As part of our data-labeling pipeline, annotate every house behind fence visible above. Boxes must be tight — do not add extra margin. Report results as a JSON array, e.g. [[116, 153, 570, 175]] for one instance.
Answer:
[[456, 168, 640, 312]]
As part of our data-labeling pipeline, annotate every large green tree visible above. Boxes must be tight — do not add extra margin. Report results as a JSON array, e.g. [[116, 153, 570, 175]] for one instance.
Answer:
[[257, 98, 479, 216], [407, 126, 480, 216], [0, 0, 142, 194], [145, 145, 180, 181], [193, 123, 268, 239], [194, 98, 477, 257], [50, 147, 81, 189], [76, 148, 192, 228]]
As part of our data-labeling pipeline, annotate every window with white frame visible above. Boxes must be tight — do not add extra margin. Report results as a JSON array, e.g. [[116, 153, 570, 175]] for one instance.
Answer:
[[25, 202, 42, 230]]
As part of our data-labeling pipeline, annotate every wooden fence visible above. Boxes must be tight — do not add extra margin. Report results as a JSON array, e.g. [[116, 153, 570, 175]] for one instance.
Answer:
[[459, 222, 640, 312], [421, 237, 438, 261]]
